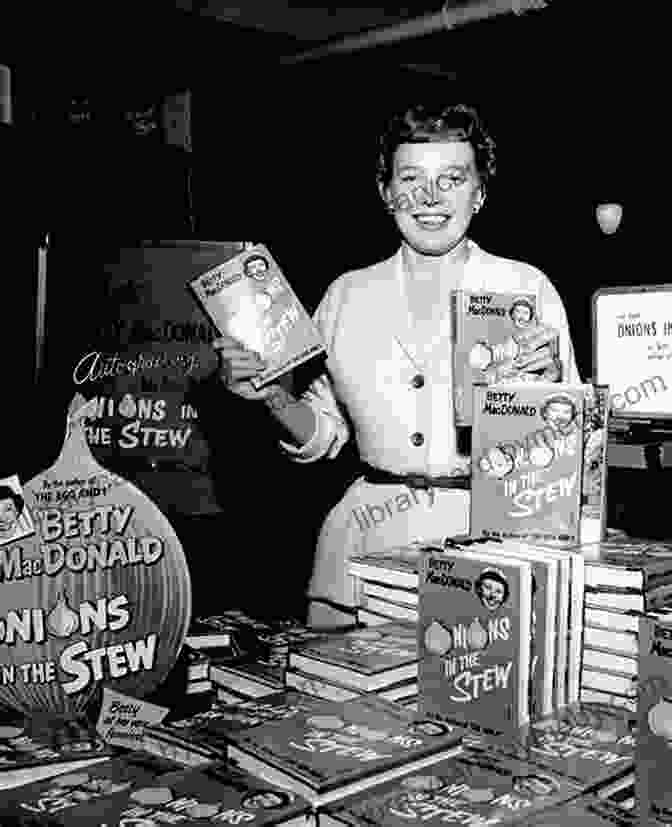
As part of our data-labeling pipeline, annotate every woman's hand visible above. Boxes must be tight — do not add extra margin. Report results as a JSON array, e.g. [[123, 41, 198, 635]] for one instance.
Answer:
[[212, 334, 277, 401]]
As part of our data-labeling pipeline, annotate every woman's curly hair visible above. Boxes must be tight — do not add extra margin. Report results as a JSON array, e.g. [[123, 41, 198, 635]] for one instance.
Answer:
[[376, 104, 497, 192]]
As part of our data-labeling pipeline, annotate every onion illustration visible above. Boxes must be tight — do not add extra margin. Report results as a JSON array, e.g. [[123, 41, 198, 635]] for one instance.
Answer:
[[118, 393, 137, 419], [467, 618, 488, 650], [424, 621, 453, 656], [0, 394, 191, 719]]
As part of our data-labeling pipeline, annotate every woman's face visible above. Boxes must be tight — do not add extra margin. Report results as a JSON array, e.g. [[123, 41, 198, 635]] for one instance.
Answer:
[[382, 141, 482, 257], [0, 498, 19, 533]]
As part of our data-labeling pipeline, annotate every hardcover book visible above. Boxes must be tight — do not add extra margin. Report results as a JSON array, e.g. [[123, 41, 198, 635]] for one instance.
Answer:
[[359, 597, 419, 625], [580, 670, 637, 701], [636, 613, 672, 824], [185, 618, 235, 649], [320, 748, 580, 827], [417, 549, 533, 734], [361, 582, 419, 607], [349, 545, 430, 590], [0, 750, 312, 826], [580, 536, 672, 591], [516, 796, 639, 826], [579, 690, 636, 715], [224, 694, 466, 807], [288, 624, 418, 692], [580, 384, 611, 544], [210, 659, 287, 698], [584, 608, 641, 635], [470, 382, 585, 546], [189, 243, 325, 388], [466, 702, 635, 794], [451, 289, 542, 426], [582, 648, 637, 678], [583, 627, 638, 657]]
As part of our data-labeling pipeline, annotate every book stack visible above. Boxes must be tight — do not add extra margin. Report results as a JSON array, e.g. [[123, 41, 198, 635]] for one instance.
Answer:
[[350, 536, 586, 719], [578, 536, 672, 714], [223, 693, 467, 808], [200, 611, 323, 703], [0, 748, 313, 826], [285, 623, 419, 707]]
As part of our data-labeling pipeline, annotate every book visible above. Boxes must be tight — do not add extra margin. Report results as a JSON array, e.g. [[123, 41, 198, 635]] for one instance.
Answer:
[[189, 243, 325, 388], [636, 612, 672, 824], [559, 549, 585, 705], [224, 694, 467, 807], [358, 597, 419, 624], [582, 648, 637, 677], [580, 536, 672, 591], [580, 670, 637, 700], [457, 540, 559, 720], [584, 582, 672, 613], [185, 618, 235, 649], [583, 626, 638, 657], [580, 384, 611, 544], [579, 689, 636, 714], [451, 289, 541, 426], [288, 624, 418, 693], [470, 382, 585, 545], [349, 546, 429, 590], [584, 607, 641, 635], [0, 750, 313, 827], [286, 670, 362, 702], [320, 748, 580, 827], [417, 549, 533, 733], [361, 582, 419, 607], [465, 702, 635, 794], [357, 609, 402, 628], [515, 796, 639, 826], [210, 660, 287, 699]]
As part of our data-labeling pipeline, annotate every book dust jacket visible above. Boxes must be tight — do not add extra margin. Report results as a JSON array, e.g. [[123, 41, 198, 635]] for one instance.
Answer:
[[637, 615, 672, 824], [418, 552, 531, 735], [452, 290, 547, 426], [470, 383, 585, 545], [189, 244, 325, 388]]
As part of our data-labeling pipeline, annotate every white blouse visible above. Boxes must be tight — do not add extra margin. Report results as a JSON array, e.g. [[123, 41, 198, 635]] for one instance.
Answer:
[[280, 239, 581, 474]]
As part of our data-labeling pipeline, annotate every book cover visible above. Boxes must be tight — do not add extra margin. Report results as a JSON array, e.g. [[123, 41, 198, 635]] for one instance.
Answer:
[[189, 244, 325, 388], [321, 748, 580, 827], [470, 382, 585, 545], [579, 536, 672, 591], [451, 290, 542, 426], [466, 702, 635, 793], [288, 624, 418, 692], [580, 384, 611, 544], [225, 694, 466, 803], [0, 750, 312, 826], [516, 796, 639, 826], [185, 617, 234, 649], [417, 550, 532, 734], [636, 613, 672, 824]]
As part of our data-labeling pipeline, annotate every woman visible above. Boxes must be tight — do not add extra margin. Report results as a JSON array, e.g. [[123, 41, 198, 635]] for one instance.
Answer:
[[214, 104, 580, 628]]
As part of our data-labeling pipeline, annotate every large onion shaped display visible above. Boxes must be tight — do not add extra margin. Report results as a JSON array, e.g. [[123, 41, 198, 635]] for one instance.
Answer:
[[0, 395, 192, 718]]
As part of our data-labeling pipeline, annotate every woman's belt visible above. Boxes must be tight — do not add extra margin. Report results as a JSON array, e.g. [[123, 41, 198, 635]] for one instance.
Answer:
[[360, 462, 471, 490]]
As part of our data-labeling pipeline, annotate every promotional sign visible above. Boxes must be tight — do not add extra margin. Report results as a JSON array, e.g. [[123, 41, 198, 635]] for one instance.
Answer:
[[42, 241, 246, 515], [593, 284, 672, 420], [0, 396, 191, 719]]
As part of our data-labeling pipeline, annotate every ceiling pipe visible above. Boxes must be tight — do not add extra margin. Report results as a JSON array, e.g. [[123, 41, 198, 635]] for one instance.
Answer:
[[280, 0, 550, 66]]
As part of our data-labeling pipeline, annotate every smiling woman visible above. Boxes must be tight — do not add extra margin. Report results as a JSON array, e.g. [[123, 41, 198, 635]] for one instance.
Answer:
[[213, 102, 582, 628]]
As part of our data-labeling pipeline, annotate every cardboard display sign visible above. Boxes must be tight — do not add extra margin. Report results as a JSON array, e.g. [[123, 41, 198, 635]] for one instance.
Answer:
[[0, 396, 191, 719], [42, 241, 246, 515]]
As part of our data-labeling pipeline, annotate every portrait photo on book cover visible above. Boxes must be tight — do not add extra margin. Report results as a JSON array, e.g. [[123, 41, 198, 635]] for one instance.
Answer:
[[0, 474, 36, 547], [474, 568, 510, 611], [242, 790, 296, 810]]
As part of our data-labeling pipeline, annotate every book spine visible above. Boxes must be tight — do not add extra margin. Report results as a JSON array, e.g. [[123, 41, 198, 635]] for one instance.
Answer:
[[452, 290, 469, 426], [567, 553, 585, 704], [361, 596, 419, 623]]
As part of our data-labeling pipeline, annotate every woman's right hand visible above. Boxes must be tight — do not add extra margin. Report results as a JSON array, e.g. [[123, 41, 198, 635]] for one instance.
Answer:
[[212, 335, 276, 401]]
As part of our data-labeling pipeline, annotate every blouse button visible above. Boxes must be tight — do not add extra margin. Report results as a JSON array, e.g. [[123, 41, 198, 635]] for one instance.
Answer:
[[411, 374, 425, 389], [410, 432, 424, 447]]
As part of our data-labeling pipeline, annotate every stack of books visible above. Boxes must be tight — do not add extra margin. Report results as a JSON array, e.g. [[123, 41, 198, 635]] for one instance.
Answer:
[[222, 693, 468, 808], [350, 536, 586, 722], [0, 748, 314, 826], [578, 536, 672, 713], [285, 623, 419, 706], [350, 545, 423, 628], [201, 611, 323, 703]]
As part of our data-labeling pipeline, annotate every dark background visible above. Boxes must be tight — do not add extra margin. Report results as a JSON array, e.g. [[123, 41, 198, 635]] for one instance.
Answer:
[[1, 1, 662, 616]]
